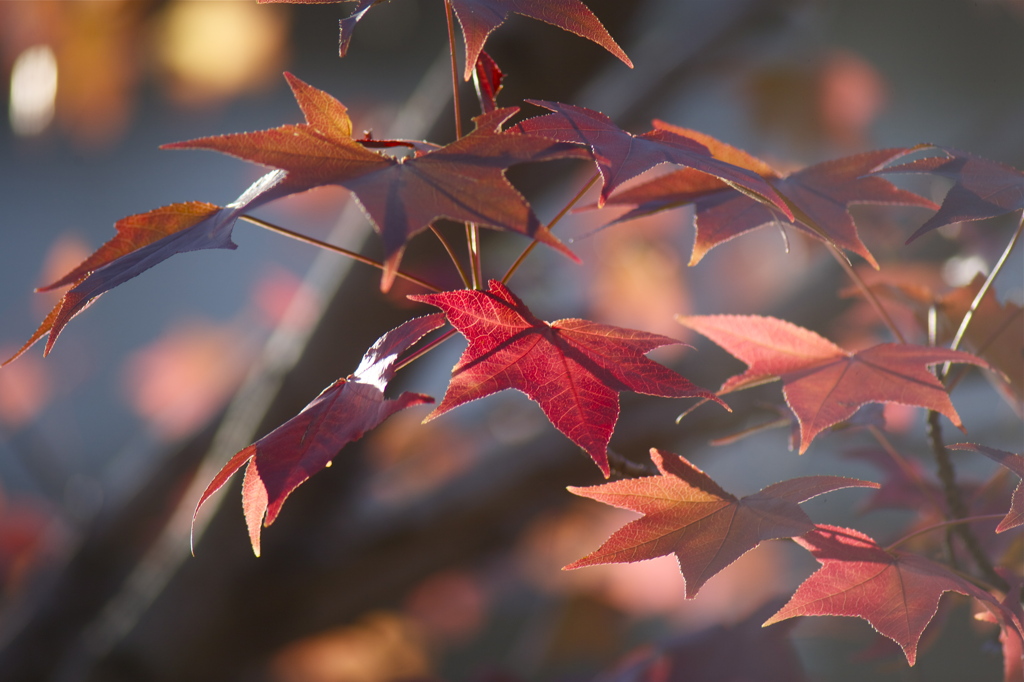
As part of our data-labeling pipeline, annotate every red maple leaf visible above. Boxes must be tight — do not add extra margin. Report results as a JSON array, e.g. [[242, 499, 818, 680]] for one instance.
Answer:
[[677, 314, 991, 453], [565, 448, 878, 597], [602, 142, 937, 267], [513, 101, 793, 216], [164, 73, 579, 290], [5, 169, 290, 364], [264, 0, 632, 78], [194, 313, 445, 556], [409, 280, 724, 476], [949, 443, 1024, 533], [764, 524, 992, 665], [872, 146, 1024, 242]]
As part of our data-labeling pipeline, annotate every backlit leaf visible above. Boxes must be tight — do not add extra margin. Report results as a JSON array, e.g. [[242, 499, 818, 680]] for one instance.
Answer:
[[566, 448, 878, 597], [678, 314, 991, 453], [194, 313, 445, 556], [410, 280, 724, 476]]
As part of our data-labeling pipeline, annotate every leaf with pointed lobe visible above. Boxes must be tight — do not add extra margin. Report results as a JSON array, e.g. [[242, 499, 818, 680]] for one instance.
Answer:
[[604, 145, 938, 267], [4, 170, 290, 366], [678, 314, 991, 453], [974, 570, 1024, 682], [194, 313, 445, 557], [448, 0, 632, 79], [949, 443, 1024, 533], [872, 147, 1024, 242], [261, 0, 631, 77], [513, 101, 792, 216], [165, 73, 579, 291], [764, 524, 994, 665], [409, 280, 724, 477], [565, 448, 878, 597]]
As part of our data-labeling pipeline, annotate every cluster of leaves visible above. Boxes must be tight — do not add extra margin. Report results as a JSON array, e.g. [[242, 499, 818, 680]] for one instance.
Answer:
[[6, 0, 1022, 677]]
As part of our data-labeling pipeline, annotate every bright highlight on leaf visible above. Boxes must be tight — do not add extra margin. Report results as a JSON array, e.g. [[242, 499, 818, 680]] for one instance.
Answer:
[[165, 73, 580, 291], [565, 448, 878, 598], [410, 280, 724, 476], [677, 314, 992, 453], [193, 314, 445, 556], [764, 525, 993, 665], [5, 168, 289, 365]]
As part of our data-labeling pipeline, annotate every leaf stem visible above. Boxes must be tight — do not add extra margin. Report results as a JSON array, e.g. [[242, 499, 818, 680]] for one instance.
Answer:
[[394, 327, 458, 372], [940, 212, 1023, 379], [239, 215, 441, 292], [443, 0, 463, 140], [502, 172, 600, 284], [827, 244, 906, 344], [885, 513, 1005, 551], [443, 0, 483, 289], [430, 224, 472, 289], [944, 305, 1022, 393], [467, 223, 482, 289]]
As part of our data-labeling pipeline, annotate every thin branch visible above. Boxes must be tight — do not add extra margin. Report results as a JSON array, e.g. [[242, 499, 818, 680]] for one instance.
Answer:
[[927, 410, 1007, 591], [239, 215, 442, 292], [827, 245, 906, 344], [394, 327, 458, 372], [503, 173, 600, 284], [941, 212, 1023, 379], [885, 513, 1004, 551], [443, 0, 463, 140], [443, 0, 483, 289], [944, 304, 1022, 393], [430, 224, 472, 289], [466, 223, 482, 290]]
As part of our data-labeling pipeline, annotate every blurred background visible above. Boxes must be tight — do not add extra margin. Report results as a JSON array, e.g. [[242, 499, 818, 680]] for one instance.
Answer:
[[0, 1, 1021, 681]]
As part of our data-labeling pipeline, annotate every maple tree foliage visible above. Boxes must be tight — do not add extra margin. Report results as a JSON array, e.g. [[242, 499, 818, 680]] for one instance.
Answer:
[[763, 525, 1005, 666], [194, 313, 445, 556], [2, 1, 1022, 679], [564, 448, 879, 597], [3, 170, 289, 365], [872, 146, 1024, 242], [514, 100, 794, 215], [410, 280, 724, 477], [261, 0, 633, 78], [949, 443, 1024, 533], [677, 314, 993, 453], [600, 140, 939, 267], [164, 73, 580, 291]]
